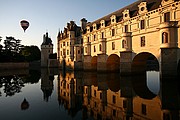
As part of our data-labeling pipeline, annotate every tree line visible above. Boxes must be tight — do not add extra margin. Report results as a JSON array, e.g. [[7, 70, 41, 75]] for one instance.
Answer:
[[0, 36, 41, 62]]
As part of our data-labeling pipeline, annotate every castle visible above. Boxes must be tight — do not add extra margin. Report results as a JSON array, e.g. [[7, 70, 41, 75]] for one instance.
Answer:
[[57, 0, 180, 76]]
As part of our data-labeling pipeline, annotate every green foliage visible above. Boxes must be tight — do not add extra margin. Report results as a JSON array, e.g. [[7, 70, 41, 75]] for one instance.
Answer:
[[0, 36, 41, 62], [20, 46, 41, 62]]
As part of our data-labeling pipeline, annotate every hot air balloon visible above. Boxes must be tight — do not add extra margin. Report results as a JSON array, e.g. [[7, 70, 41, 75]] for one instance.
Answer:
[[20, 20, 29, 32]]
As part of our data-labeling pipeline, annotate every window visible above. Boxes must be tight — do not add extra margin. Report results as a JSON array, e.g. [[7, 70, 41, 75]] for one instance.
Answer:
[[112, 95, 116, 104], [94, 46, 96, 52], [99, 44, 102, 51], [67, 42, 69, 46], [112, 29, 115, 36], [100, 93, 102, 99], [164, 12, 170, 22], [61, 44, 62, 48], [142, 104, 147, 115], [63, 49, 66, 56], [94, 35, 96, 41], [162, 32, 168, 43], [101, 32, 104, 38], [85, 47, 87, 53], [112, 42, 115, 50], [78, 50, 80, 54], [63, 42, 65, 46], [125, 25, 128, 32], [141, 36, 145, 47], [94, 102, 97, 107], [67, 50, 69, 55], [140, 20, 145, 29], [113, 109, 116, 116], [122, 40, 127, 48], [94, 90, 96, 97], [60, 51, 62, 56], [87, 37, 90, 42]]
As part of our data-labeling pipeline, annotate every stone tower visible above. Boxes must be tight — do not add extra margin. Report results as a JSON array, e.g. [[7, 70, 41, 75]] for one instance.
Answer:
[[41, 32, 53, 67]]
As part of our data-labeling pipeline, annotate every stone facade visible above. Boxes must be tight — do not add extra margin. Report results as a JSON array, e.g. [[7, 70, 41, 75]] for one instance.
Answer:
[[57, 0, 180, 75], [57, 20, 85, 70]]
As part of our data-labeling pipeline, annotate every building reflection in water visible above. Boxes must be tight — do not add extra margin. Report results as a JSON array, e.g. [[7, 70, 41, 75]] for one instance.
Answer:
[[56, 70, 179, 120], [41, 69, 54, 102], [57, 71, 83, 117]]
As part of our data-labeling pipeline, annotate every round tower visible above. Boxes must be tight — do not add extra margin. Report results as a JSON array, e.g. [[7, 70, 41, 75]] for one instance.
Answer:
[[41, 32, 53, 67]]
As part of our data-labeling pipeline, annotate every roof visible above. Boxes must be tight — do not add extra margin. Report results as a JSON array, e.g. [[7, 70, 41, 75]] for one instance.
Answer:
[[87, 0, 162, 27], [42, 32, 53, 45]]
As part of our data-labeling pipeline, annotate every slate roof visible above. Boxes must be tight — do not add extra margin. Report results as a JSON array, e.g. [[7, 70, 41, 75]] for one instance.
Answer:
[[86, 0, 162, 30]]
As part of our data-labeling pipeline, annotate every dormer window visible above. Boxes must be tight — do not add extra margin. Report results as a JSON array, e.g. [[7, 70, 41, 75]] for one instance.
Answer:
[[87, 26, 90, 33], [110, 15, 116, 24], [100, 20, 105, 28], [123, 9, 130, 20], [138, 2, 148, 14]]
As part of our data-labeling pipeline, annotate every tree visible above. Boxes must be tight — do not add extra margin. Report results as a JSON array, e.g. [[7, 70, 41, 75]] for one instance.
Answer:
[[20, 45, 41, 62], [4, 36, 23, 54], [0, 36, 2, 52]]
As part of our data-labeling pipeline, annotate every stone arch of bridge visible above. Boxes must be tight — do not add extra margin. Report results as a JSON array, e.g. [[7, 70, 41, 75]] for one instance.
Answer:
[[91, 56, 97, 71], [132, 52, 159, 74], [106, 54, 120, 72]]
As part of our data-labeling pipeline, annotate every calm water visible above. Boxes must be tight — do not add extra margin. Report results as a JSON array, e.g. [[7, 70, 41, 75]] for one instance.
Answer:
[[0, 69, 179, 120]]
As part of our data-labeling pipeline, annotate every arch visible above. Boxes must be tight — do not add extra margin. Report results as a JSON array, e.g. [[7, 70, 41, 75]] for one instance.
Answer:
[[91, 56, 97, 71], [107, 54, 120, 72], [132, 73, 157, 99], [132, 52, 159, 74], [107, 73, 120, 92]]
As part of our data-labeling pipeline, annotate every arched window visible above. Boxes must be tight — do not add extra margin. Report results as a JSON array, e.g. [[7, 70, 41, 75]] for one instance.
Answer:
[[122, 40, 127, 48], [162, 32, 168, 43]]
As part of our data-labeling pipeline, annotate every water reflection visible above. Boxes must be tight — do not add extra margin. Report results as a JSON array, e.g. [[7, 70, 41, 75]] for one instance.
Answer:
[[58, 71, 179, 120], [0, 69, 179, 120], [21, 98, 30, 110], [41, 69, 54, 102], [0, 75, 25, 97]]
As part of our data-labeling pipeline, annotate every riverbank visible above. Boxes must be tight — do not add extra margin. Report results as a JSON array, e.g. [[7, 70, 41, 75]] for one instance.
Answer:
[[0, 62, 29, 70]]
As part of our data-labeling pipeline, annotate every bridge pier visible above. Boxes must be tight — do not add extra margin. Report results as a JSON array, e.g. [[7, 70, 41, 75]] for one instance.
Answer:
[[120, 51, 133, 75], [160, 48, 179, 77], [83, 55, 92, 71], [97, 54, 108, 72]]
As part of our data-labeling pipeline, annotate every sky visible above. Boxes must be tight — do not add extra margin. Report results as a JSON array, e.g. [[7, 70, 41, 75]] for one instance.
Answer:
[[0, 0, 136, 52]]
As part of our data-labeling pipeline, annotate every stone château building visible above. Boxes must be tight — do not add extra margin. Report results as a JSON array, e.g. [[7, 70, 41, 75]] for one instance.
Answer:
[[57, 0, 180, 76], [57, 19, 87, 70]]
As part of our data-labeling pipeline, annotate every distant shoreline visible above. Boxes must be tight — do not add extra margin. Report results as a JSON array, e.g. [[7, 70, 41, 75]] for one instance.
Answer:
[[0, 62, 29, 70]]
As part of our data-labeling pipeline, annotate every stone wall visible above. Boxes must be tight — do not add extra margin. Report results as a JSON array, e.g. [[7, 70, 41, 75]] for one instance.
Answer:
[[0, 62, 29, 70]]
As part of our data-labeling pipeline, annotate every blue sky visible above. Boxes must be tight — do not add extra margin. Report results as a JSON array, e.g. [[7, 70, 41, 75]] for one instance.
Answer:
[[0, 0, 136, 52]]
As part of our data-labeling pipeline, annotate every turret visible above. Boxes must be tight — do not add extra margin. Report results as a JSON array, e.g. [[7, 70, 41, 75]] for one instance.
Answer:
[[81, 18, 87, 31]]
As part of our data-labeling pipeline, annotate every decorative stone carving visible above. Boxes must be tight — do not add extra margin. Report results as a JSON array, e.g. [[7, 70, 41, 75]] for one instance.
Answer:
[[138, 2, 148, 15], [123, 9, 130, 20]]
